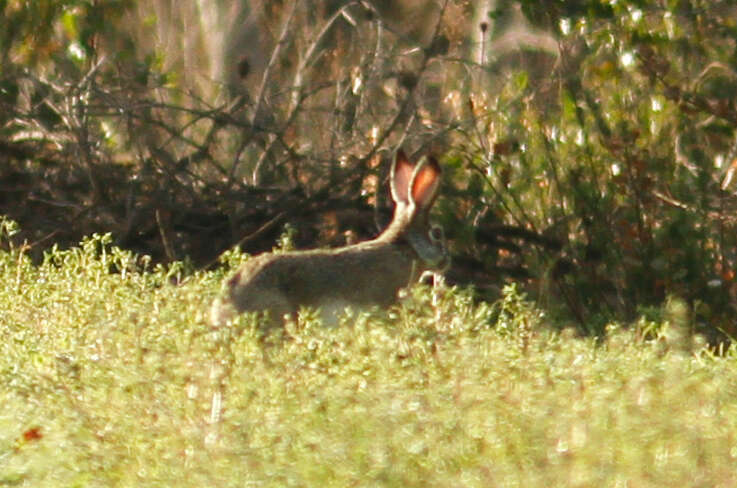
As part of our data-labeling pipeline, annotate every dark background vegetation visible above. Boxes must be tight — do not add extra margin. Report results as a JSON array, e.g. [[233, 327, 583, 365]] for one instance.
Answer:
[[2, 0, 737, 340]]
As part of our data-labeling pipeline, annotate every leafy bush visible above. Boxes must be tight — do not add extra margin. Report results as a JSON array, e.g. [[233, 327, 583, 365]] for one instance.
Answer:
[[443, 0, 737, 337]]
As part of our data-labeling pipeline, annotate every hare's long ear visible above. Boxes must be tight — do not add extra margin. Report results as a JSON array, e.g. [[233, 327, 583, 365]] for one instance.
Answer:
[[410, 156, 442, 210], [391, 149, 415, 205]]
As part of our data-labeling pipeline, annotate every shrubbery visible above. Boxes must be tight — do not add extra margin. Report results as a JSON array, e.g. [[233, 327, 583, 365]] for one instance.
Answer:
[[2, 2, 737, 337], [2, 228, 737, 485]]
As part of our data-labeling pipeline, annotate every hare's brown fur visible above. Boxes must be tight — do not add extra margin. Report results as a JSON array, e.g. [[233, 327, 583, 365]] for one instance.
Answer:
[[211, 149, 447, 326]]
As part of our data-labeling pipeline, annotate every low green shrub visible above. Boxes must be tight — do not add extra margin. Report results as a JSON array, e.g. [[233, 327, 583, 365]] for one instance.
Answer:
[[1, 231, 736, 486]]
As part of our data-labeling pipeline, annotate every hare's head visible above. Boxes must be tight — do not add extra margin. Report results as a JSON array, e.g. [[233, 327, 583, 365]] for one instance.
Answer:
[[383, 150, 449, 271]]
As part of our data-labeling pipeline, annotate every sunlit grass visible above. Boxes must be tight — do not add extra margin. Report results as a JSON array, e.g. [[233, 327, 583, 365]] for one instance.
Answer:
[[1, 231, 737, 486]]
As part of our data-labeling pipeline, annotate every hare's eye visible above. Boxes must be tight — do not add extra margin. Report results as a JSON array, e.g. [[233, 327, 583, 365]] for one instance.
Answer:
[[429, 225, 444, 242]]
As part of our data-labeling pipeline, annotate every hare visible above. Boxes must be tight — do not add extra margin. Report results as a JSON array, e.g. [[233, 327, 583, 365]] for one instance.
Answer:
[[211, 149, 448, 327]]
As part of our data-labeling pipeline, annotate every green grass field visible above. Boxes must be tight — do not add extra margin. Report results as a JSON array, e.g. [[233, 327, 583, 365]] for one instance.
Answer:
[[2, 231, 737, 487]]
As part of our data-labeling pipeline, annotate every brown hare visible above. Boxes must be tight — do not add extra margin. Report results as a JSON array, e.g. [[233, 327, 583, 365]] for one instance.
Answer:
[[211, 149, 448, 327]]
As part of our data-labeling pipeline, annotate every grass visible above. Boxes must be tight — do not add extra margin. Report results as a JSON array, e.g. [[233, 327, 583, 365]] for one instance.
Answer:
[[2, 230, 737, 487]]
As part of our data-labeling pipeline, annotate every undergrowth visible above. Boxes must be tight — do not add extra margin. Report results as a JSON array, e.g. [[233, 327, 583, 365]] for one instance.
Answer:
[[1, 230, 736, 487]]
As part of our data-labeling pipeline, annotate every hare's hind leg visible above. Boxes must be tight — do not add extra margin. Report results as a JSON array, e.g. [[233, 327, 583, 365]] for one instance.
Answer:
[[210, 286, 294, 328], [231, 286, 295, 328]]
